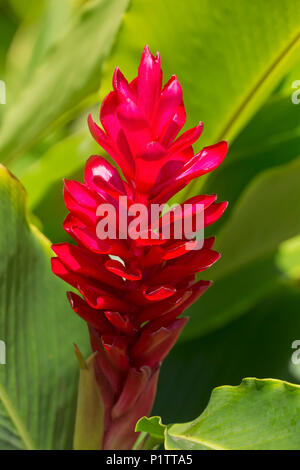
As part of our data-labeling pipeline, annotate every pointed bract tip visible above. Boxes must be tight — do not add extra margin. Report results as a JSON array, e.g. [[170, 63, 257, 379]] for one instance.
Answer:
[[87, 113, 95, 129], [112, 66, 120, 87], [112, 66, 121, 89], [73, 343, 88, 370], [88, 112, 96, 123], [141, 44, 160, 65], [220, 140, 229, 152]]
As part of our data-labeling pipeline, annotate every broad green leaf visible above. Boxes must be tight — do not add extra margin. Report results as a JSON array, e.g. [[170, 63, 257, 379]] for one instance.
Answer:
[[136, 416, 165, 442], [102, 0, 300, 155], [8, 0, 46, 20], [4, 0, 74, 100], [182, 155, 300, 340], [20, 0, 75, 88], [154, 283, 300, 424], [24, 0, 74, 79], [0, 165, 89, 449], [277, 57, 300, 95], [135, 416, 166, 450], [0, 0, 129, 163], [163, 378, 300, 450], [0, 3, 17, 76], [143, 377, 300, 450]]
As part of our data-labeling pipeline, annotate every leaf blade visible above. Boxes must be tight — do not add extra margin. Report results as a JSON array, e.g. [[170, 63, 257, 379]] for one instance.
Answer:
[[0, 165, 89, 449], [0, 0, 129, 163], [165, 378, 300, 450]]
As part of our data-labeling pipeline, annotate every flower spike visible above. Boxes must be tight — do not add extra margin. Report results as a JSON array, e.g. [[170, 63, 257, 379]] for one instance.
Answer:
[[52, 45, 228, 450]]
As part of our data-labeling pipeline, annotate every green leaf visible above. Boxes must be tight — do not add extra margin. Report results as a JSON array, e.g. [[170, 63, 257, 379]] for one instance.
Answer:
[[135, 416, 166, 450], [0, 3, 17, 76], [163, 378, 300, 450], [0, 0, 129, 163], [23, 0, 75, 82], [136, 416, 166, 442], [0, 165, 89, 449], [154, 283, 300, 424], [277, 57, 300, 96], [102, 0, 300, 153], [4, 0, 74, 101], [8, 0, 46, 20]]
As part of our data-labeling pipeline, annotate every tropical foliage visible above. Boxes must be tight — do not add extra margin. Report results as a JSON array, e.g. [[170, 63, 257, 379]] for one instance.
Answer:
[[0, 0, 300, 450]]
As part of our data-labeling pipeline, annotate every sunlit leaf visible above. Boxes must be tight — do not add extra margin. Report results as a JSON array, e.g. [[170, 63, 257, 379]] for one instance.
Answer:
[[0, 165, 89, 449]]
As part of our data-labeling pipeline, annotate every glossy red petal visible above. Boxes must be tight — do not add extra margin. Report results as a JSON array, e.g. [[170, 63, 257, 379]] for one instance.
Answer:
[[154, 75, 183, 140], [142, 284, 176, 301], [51, 257, 78, 289], [88, 114, 115, 157], [67, 292, 115, 333], [137, 45, 162, 121], [169, 122, 203, 153], [160, 101, 187, 147], [152, 248, 220, 285], [77, 280, 129, 311], [113, 67, 136, 102], [105, 259, 142, 281], [154, 141, 228, 201], [204, 201, 228, 227], [117, 98, 152, 157], [52, 243, 124, 289], [84, 155, 126, 197], [63, 186, 97, 226]]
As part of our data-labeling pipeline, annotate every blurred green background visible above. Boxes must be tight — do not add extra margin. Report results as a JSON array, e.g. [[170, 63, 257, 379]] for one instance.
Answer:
[[1, 0, 300, 449]]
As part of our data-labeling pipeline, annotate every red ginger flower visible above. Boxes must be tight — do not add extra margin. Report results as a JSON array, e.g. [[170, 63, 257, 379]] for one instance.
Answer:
[[51, 46, 228, 450]]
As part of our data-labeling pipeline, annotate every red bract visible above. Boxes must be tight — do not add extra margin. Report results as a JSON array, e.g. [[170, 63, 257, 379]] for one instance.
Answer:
[[51, 45, 228, 450]]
